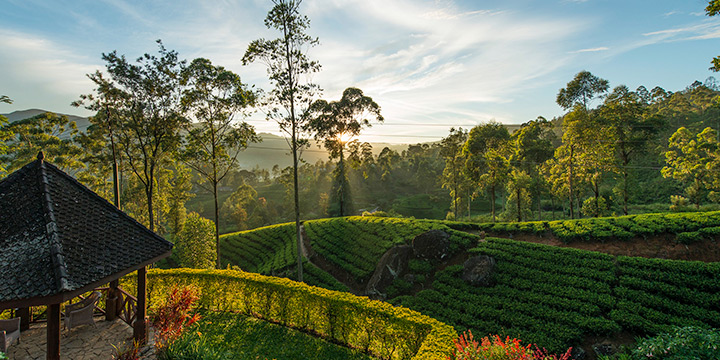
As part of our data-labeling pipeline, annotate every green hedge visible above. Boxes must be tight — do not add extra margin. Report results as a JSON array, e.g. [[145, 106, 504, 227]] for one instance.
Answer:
[[124, 269, 457, 360]]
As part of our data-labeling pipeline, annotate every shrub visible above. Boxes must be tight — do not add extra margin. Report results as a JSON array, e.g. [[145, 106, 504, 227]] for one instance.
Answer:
[[669, 195, 691, 212], [111, 341, 140, 360], [632, 326, 720, 360], [151, 286, 202, 351], [175, 212, 216, 269], [582, 196, 608, 218], [446, 331, 572, 360], [0, 352, 7, 360]]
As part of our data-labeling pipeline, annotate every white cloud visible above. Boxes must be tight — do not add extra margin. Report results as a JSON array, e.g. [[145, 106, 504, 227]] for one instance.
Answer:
[[571, 47, 609, 53], [0, 29, 99, 114]]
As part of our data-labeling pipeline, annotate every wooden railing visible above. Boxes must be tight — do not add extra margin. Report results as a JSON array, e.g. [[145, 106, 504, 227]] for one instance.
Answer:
[[115, 287, 137, 327]]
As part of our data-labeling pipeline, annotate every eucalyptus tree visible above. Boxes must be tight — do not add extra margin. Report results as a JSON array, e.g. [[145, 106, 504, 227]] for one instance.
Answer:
[[307, 87, 383, 216], [84, 40, 186, 232], [463, 122, 510, 222], [440, 127, 470, 219], [73, 71, 127, 207], [180, 57, 259, 268], [243, 0, 321, 281], [1, 112, 83, 172], [509, 117, 555, 220], [551, 71, 609, 218], [662, 127, 718, 208], [599, 85, 662, 214]]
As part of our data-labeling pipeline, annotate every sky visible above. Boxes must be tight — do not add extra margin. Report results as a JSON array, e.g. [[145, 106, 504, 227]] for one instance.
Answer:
[[1, 0, 719, 144]]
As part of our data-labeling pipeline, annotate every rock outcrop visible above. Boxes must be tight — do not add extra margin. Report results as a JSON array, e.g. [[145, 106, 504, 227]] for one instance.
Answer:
[[365, 245, 413, 298], [412, 230, 450, 261], [461, 255, 496, 287]]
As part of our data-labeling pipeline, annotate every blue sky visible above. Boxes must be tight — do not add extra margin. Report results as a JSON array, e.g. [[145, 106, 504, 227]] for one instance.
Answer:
[[1, 0, 719, 143]]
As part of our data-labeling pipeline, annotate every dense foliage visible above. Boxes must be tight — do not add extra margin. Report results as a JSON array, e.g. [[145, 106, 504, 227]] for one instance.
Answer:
[[123, 268, 458, 360], [395, 237, 720, 353]]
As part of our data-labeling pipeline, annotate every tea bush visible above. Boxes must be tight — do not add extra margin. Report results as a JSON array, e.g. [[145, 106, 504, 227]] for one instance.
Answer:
[[397, 237, 720, 354]]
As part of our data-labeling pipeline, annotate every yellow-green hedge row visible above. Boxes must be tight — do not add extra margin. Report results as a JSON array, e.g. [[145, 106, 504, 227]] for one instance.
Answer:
[[123, 268, 456, 360]]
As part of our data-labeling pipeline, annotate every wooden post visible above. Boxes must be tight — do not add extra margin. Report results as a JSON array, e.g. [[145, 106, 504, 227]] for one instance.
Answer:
[[17, 307, 30, 331], [106, 280, 119, 321], [47, 303, 60, 360], [133, 267, 148, 344]]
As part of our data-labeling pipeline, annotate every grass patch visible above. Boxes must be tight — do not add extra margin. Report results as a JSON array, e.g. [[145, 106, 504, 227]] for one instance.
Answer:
[[165, 311, 374, 360]]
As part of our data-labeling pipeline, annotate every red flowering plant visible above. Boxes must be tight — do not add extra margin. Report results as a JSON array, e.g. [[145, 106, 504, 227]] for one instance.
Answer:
[[446, 331, 573, 360], [151, 285, 202, 351]]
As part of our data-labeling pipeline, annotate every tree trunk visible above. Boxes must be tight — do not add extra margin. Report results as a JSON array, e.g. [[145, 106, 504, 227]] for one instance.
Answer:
[[491, 184, 496, 222], [292, 124, 303, 282], [146, 184, 154, 232], [516, 187, 522, 222], [568, 147, 575, 219], [214, 181, 220, 268], [623, 158, 629, 215], [338, 148, 345, 216], [594, 180, 600, 218]]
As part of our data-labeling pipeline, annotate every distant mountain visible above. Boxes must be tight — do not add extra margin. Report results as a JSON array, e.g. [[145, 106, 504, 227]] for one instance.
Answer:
[[2, 109, 92, 132]]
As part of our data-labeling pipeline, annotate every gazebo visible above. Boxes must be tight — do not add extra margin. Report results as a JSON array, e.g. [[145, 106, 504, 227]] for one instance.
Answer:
[[0, 153, 173, 359]]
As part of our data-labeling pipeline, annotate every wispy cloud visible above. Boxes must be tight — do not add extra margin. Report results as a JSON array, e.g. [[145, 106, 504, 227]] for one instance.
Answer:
[[0, 29, 98, 113], [571, 47, 609, 53]]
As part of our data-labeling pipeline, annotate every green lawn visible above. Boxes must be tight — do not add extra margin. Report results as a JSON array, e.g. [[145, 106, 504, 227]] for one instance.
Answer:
[[164, 311, 374, 360]]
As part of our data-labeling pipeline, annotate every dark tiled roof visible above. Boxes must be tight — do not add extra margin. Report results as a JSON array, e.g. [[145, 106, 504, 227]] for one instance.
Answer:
[[0, 157, 173, 304]]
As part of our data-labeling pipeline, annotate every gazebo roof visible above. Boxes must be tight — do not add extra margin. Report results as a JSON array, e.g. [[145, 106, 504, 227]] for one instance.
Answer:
[[0, 154, 172, 308]]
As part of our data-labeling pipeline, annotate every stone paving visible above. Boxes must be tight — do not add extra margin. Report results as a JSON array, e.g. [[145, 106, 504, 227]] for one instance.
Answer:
[[6, 316, 155, 360]]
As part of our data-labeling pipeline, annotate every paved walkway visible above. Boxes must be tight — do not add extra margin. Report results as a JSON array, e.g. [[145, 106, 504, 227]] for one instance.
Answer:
[[6, 317, 155, 360]]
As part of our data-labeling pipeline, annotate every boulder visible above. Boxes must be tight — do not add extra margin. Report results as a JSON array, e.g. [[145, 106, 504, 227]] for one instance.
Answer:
[[412, 230, 450, 260], [592, 343, 616, 357], [365, 245, 413, 297], [462, 255, 496, 287], [571, 347, 587, 360]]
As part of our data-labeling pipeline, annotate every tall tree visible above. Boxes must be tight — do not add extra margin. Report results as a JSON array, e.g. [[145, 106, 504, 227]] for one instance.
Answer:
[[599, 85, 662, 214], [180, 57, 259, 268], [556, 70, 609, 112], [552, 71, 610, 218], [243, 0, 321, 281], [307, 87, 383, 216], [463, 122, 510, 222], [662, 127, 718, 208], [509, 117, 555, 220], [440, 127, 470, 219], [82, 41, 186, 232]]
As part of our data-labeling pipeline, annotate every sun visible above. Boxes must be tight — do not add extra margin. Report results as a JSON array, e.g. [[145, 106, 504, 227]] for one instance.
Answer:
[[338, 132, 353, 144]]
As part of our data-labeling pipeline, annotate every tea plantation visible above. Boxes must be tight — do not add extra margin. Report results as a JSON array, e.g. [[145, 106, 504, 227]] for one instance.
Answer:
[[218, 212, 720, 353], [394, 237, 720, 353], [471, 210, 720, 243]]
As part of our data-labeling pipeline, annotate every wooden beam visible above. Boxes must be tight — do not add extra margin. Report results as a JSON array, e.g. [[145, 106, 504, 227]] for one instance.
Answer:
[[17, 307, 30, 331], [133, 266, 148, 344], [106, 280, 119, 321], [47, 303, 60, 360]]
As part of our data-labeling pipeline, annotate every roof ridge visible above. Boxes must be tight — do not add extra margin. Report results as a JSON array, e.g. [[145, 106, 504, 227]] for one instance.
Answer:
[[38, 159, 71, 292], [41, 160, 172, 248]]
